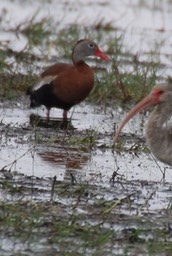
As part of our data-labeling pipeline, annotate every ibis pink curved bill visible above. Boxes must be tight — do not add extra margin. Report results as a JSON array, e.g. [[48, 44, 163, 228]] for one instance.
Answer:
[[114, 84, 172, 166]]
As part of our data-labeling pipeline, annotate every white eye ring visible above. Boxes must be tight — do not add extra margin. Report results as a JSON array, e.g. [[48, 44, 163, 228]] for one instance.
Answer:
[[88, 43, 94, 49]]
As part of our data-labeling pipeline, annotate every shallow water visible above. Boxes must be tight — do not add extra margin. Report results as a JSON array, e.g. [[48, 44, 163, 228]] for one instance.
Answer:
[[1, 1, 172, 254], [1, 103, 172, 183], [1, 0, 172, 75], [0, 104, 171, 253]]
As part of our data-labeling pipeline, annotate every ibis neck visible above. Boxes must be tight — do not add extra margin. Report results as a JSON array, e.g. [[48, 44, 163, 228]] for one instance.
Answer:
[[146, 103, 172, 166], [147, 103, 172, 131]]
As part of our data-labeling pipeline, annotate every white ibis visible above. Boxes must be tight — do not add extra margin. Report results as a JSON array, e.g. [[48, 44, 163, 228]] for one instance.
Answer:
[[114, 84, 172, 166]]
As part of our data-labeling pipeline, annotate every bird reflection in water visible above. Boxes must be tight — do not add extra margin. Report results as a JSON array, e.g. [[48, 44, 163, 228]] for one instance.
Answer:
[[39, 149, 90, 175], [29, 113, 75, 130]]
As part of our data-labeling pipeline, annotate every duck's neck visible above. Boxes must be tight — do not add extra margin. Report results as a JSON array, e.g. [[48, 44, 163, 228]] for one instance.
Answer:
[[72, 49, 86, 65]]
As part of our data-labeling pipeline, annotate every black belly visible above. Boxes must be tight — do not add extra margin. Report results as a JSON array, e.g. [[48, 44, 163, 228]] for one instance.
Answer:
[[30, 83, 74, 111]]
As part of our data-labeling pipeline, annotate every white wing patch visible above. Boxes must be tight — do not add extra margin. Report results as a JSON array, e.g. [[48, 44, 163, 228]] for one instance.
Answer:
[[32, 75, 58, 91]]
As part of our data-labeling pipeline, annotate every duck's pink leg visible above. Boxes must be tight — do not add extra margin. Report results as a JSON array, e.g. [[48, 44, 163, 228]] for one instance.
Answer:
[[63, 110, 68, 121], [46, 108, 50, 122]]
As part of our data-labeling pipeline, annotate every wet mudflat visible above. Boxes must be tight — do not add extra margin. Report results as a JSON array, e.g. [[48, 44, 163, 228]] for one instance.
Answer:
[[1, 99, 172, 256], [1, 0, 172, 255]]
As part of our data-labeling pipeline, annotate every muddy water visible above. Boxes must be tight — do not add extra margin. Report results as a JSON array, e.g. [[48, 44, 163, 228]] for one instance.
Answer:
[[0, 103, 113, 179], [1, 0, 172, 75], [1, 103, 172, 183], [1, 0, 172, 214], [1, 102, 172, 217]]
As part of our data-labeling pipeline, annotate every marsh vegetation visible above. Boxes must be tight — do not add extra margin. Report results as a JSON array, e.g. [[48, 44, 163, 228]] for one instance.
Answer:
[[0, 0, 172, 255]]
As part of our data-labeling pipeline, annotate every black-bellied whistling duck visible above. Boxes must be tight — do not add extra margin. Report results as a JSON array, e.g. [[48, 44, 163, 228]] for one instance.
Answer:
[[28, 39, 109, 121], [114, 84, 172, 166]]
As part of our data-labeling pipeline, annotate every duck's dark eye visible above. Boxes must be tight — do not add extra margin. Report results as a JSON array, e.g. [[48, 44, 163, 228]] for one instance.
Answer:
[[88, 43, 94, 49]]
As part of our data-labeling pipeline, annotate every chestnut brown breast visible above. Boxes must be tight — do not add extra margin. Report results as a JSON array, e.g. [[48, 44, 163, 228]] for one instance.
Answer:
[[52, 61, 94, 104]]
